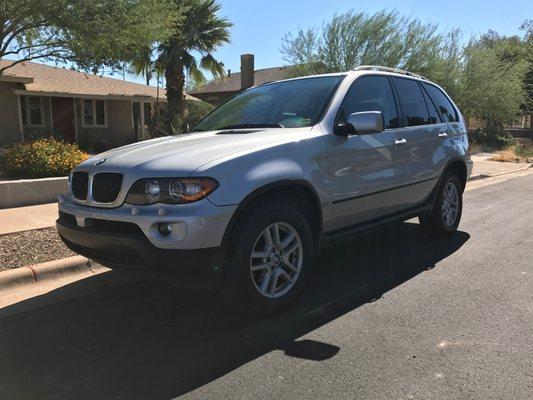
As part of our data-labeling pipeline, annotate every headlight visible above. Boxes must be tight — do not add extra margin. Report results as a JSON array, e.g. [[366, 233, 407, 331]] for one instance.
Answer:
[[125, 177, 219, 205]]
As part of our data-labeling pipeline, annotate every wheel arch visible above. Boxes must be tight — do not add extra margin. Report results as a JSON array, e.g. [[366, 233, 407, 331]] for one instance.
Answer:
[[443, 159, 467, 192], [219, 179, 323, 262]]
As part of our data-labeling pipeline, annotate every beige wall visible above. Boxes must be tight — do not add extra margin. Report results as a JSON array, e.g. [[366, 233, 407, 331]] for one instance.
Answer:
[[75, 98, 134, 151], [1, 90, 153, 151], [0, 82, 55, 147], [0, 81, 23, 147]]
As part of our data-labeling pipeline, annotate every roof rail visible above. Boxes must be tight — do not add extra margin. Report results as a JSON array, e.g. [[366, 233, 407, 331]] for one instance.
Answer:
[[353, 65, 428, 80]]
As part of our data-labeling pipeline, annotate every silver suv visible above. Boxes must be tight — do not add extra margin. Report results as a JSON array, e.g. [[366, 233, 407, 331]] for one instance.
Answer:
[[57, 66, 473, 314]]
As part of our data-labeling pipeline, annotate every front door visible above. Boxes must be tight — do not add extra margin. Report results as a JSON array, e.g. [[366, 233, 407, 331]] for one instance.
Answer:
[[51, 97, 76, 142], [326, 75, 409, 231]]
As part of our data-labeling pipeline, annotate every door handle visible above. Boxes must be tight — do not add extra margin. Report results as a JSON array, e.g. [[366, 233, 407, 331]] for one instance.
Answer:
[[438, 132, 448, 138], [394, 138, 407, 145]]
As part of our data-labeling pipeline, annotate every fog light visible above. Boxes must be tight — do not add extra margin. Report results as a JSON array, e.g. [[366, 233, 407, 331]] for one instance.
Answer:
[[157, 222, 172, 236]]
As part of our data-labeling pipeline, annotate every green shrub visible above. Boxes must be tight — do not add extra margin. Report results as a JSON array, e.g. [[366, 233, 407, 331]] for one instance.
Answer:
[[468, 126, 516, 150], [0, 139, 89, 179], [184, 99, 214, 129]]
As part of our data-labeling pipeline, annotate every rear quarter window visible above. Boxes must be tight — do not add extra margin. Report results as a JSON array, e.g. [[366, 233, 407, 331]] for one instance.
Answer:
[[422, 83, 458, 123]]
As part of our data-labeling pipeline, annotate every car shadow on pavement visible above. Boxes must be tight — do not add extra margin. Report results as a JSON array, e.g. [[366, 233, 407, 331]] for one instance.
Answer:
[[0, 222, 469, 400]]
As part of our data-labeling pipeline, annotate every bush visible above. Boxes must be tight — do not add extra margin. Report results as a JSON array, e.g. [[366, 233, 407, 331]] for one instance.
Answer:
[[468, 126, 516, 150], [184, 99, 214, 129], [0, 139, 89, 179]]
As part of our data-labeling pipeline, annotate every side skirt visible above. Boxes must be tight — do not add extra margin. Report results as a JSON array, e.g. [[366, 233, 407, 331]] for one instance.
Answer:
[[320, 200, 434, 250]]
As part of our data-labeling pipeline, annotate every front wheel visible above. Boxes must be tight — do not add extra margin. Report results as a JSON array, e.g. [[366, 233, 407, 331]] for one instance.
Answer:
[[419, 173, 463, 238], [220, 202, 314, 316]]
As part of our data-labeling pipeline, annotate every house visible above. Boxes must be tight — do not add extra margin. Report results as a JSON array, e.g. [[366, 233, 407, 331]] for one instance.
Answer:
[[0, 60, 198, 149], [190, 54, 294, 106]]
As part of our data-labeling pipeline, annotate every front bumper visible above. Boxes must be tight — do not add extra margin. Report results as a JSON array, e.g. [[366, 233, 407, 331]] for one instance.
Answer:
[[56, 217, 224, 281], [58, 195, 237, 250]]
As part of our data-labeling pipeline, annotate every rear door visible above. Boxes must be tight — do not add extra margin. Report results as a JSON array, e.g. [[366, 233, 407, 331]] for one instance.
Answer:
[[326, 75, 409, 230], [391, 77, 446, 207]]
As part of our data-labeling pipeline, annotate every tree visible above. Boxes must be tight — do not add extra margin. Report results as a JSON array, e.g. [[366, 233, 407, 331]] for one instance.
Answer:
[[156, 0, 231, 133], [0, 0, 174, 75], [460, 37, 528, 129], [518, 20, 533, 116], [281, 10, 463, 97], [129, 47, 166, 86], [282, 11, 442, 72]]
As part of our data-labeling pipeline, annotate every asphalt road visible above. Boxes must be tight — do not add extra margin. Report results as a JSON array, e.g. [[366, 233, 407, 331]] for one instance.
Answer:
[[0, 175, 532, 400]]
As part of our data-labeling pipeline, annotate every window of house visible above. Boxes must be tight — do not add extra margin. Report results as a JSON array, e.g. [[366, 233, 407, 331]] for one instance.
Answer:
[[338, 76, 399, 129], [19, 96, 43, 126], [83, 99, 107, 127], [393, 78, 431, 127], [422, 83, 458, 123]]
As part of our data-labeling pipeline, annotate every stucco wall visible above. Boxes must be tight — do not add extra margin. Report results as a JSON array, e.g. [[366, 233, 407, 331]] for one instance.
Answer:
[[0, 81, 22, 147], [75, 99, 133, 151]]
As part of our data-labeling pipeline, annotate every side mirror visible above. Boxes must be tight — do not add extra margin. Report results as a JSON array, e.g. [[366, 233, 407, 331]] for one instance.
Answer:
[[334, 111, 384, 136]]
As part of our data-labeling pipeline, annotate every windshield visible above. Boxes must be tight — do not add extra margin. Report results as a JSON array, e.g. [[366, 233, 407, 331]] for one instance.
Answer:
[[193, 75, 344, 132]]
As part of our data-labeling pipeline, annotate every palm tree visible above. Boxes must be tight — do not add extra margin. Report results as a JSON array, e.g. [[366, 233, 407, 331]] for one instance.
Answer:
[[130, 47, 166, 86], [130, 48, 156, 86], [158, 0, 232, 133]]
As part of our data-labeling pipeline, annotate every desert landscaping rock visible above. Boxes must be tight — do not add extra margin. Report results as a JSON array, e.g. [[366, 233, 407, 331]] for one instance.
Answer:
[[0, 227, 74, 270]]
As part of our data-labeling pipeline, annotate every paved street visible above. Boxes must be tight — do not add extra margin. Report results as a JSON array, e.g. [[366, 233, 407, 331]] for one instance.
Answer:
[[0, 175, 532, 400]]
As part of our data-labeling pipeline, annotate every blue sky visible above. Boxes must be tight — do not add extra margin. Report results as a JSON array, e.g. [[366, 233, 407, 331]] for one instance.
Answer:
[[214, 0, 531, 72]]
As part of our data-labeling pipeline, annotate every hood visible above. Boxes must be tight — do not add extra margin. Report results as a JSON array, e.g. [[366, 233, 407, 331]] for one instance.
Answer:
[[79, 128, 312, 175]]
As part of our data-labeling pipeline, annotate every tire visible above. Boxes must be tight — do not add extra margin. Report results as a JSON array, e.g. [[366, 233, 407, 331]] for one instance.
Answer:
[[220, 201, 315, 316], [419, 172, 463, 238]]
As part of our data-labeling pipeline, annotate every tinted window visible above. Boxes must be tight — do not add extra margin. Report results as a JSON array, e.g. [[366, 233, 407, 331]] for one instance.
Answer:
[[422, 83, 457, 122], [393, 78, 430, 127], [338, 76, 398, 129], [193, 76, 344, 131], [421, 86, 440, 124]]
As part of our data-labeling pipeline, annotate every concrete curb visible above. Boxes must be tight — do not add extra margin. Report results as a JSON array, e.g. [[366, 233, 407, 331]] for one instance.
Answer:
[[469, 163, 532, 182], [0, 256, 105, 291]]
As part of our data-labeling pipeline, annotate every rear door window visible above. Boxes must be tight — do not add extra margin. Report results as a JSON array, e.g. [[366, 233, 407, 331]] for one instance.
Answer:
[[420, 84, 441, 124], [392, 78, 431, 127], [422, 83, 458, 123]]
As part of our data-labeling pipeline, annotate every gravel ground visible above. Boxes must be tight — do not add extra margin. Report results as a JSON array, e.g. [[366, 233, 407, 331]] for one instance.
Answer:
[[0, 228, 75, 270]]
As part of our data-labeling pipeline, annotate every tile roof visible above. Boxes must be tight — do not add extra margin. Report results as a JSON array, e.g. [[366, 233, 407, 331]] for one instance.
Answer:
[[190, 66, 294, 95], [0, 60, 198, 100]]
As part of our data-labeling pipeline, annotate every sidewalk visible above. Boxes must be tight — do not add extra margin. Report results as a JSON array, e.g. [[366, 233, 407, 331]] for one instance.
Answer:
[[470, 154, 532, 178], [0, 203, 58, 235]]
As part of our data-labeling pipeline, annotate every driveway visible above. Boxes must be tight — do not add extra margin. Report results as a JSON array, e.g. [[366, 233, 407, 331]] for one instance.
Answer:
[[0, 175, 531, 400]]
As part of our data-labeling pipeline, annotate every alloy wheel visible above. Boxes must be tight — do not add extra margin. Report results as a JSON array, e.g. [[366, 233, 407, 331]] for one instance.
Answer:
[[249, 222, 303, 298], [441, 182, 459, 227]]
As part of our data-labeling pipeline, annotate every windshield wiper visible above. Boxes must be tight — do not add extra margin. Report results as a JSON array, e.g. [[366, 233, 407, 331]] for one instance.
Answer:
[[217, 123, 284, 130]]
